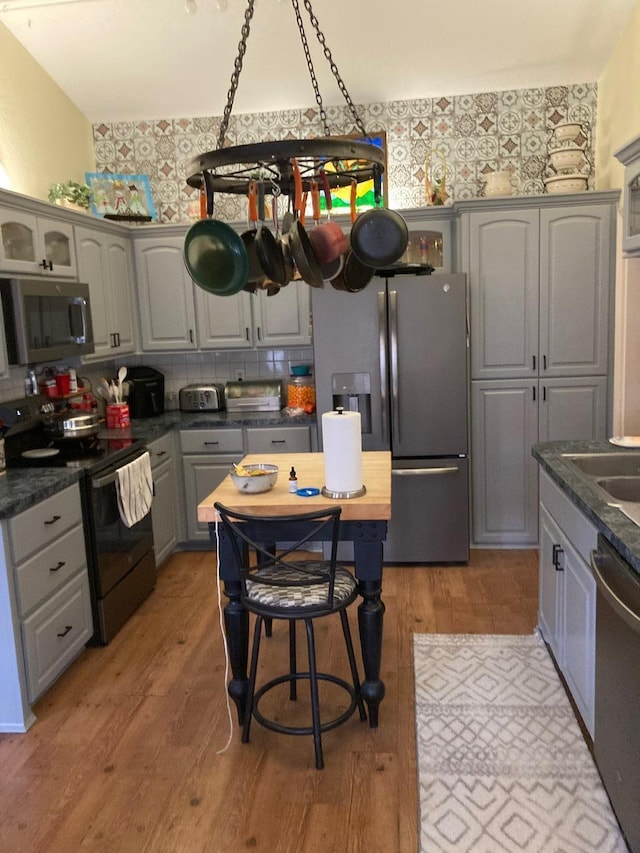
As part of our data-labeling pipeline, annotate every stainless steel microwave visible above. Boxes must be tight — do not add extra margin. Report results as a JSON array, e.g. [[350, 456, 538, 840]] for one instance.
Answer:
[[0, 277, 95, 365]]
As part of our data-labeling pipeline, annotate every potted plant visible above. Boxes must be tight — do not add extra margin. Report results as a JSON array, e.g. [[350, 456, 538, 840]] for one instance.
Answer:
[[48, 180, 93, 211]]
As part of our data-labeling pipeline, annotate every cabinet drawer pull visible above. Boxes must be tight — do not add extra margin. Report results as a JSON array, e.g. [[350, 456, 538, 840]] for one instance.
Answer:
[[44, 514, 61, 525], [49, 560, 66, 573], [552, 543, 564, 571], [57, 625, 73, 638], [271, 439, 286, 444], [203, 441, 219, 446], [156, 450, 167, 458]]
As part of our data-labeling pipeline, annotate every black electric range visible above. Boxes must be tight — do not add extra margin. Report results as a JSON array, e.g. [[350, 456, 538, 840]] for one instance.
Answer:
[[1, 395, 155, 644]]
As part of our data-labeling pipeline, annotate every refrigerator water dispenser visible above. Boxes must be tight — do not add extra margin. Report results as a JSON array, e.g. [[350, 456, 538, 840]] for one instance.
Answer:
[[331, 372, 371, 434]]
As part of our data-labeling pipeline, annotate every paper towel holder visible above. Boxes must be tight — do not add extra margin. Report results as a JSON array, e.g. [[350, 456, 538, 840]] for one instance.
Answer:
[[321, 406, 367, 499], [321, 484, 367, 499]]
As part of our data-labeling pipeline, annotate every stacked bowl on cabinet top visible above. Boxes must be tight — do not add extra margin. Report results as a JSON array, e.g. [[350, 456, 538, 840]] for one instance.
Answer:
[[544, 122, 591, 194]]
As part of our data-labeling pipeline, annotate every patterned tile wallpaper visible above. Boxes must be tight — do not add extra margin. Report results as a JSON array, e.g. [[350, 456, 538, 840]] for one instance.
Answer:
[[93, 83, 597, 224]]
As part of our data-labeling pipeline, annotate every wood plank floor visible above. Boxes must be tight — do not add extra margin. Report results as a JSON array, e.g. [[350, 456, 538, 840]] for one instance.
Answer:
[[0, 549, 538, 853]]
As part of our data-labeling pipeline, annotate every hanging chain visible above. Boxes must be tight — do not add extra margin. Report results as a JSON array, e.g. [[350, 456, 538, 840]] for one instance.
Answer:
[[216, 0, 257, 150], [301, 0, 368, 138], [291, 0, 329, 135]]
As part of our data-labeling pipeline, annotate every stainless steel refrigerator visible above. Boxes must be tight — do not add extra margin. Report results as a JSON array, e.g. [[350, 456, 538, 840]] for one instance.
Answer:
[[312, 272, 469, 563]]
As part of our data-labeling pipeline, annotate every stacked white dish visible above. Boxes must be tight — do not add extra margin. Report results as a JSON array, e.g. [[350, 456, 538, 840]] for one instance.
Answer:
[[544, 122, 590, 194]]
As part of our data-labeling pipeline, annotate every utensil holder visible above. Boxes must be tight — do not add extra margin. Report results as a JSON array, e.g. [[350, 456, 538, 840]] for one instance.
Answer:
[[106, 403, 130, 430]]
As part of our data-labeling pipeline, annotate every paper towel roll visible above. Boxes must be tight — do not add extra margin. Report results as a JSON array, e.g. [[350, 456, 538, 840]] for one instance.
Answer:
[[322, 410, 365, 497]]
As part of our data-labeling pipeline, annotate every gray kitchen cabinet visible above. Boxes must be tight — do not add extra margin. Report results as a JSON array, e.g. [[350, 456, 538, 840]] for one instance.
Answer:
[[613, 132, 640, 256], [461, 194, 616, 546], [245, 425, 311, 454], [180, 429, 244, 542], [0, 204, 77, 278], [76, 224, 136, 360], [135, 229, 311, 351], [2, 483, 93, 716], [193, 274, 311, 349], [472, 376, 609, 545], [538, 469, 597, 736], [134, 235, 198, 351], [148, 432, 179, 566], [465, 202, 611, 381], [471, 380, 539, 545]]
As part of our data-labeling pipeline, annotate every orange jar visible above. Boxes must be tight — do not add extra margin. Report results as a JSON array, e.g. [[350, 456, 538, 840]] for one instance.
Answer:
[[287, 375, 316, 411]]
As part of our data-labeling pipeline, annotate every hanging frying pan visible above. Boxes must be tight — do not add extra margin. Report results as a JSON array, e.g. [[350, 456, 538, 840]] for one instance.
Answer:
[[255, 180, 287, 286], [288, 159, 323, 289], [350, 164, 409, 269], [241, 180, 267, 290], [184, 171, 248, 296], [332, 248, 374, 293]]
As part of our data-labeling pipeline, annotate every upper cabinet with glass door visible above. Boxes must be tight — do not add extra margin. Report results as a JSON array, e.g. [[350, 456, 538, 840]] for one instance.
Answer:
[[614, 133, 640, 257], [398, 208, 455, 273], [0, 208, 77, 277]]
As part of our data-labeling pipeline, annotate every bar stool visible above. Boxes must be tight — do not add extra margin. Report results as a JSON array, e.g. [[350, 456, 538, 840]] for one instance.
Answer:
[[214, 502, 367, 769]]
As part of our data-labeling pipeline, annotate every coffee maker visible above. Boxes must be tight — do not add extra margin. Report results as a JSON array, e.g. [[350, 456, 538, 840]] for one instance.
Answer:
[[125, 366, 165, 418]]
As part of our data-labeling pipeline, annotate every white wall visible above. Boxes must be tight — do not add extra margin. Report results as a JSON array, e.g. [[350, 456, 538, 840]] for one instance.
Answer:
[[596, 0, 640, 434], [0, 24, 95, 200]]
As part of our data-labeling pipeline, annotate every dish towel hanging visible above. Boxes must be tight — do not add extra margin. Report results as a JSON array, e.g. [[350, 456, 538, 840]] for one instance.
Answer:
[[115, 451, 153, 528]]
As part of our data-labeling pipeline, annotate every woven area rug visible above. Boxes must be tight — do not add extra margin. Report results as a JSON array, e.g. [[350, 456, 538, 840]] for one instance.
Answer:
[[413, 633, 628, 853]]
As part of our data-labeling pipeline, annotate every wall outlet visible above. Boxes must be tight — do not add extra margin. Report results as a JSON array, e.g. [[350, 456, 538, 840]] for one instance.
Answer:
[[234, 369, 243, 381]]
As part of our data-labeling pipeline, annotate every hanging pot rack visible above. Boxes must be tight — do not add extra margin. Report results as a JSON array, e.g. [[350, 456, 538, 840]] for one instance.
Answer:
[[185, 0, 385, 199]]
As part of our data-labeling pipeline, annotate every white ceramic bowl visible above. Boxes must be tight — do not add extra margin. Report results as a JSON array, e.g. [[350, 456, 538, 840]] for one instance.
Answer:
[[553, 122, 583, 142], [550, 149, 586, 172], [543, 174, 588, 194], [229, 463, 279, 493]]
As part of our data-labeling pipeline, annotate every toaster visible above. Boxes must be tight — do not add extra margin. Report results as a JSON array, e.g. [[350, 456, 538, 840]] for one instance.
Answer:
[[179, 383, 225, 412]]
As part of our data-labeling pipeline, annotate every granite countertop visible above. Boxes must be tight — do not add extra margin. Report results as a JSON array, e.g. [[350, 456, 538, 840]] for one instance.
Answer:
[[0, 410, 317, 521], [122, 409, 317, 444], [0, 468, 83, 520], [533, 440, 640, 574]]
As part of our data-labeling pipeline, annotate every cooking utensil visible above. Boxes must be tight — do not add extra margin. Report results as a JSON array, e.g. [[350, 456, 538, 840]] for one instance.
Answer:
[[117, 366, 127, 402], [255, 179, 287, 286], [288, 159, 323, 288], [183, 171, 249, 296], [241, 181, 267, 290], [43, 411, 100, 439], [350, 164, 409, 268], [331, 248, 374, 292]]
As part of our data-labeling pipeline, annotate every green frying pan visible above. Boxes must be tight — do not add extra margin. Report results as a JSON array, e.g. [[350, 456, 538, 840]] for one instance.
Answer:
[[184, 172, 248, 296]]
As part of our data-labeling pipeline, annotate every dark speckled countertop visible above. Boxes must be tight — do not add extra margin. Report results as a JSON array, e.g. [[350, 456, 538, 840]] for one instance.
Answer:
[[533, 440, 640, 575], [0, 410, 317, 521], [0, 468, 83, 520]]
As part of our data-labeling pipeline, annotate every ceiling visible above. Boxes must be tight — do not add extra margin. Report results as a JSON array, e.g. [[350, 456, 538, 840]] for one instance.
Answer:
[[0, 0, 636, 124]]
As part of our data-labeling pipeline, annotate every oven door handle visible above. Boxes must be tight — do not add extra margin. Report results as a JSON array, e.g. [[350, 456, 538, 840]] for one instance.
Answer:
[[91, 449, 148, 489]]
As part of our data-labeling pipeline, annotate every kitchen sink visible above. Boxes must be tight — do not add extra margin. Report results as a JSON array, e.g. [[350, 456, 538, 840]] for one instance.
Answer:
[[561, 453, 640, 521], [562, 451, 640, 478], [594, 477, 640, 503]]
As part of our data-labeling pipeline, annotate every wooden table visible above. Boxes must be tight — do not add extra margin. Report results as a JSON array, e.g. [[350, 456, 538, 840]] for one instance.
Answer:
[[198, 451, 391, 727]]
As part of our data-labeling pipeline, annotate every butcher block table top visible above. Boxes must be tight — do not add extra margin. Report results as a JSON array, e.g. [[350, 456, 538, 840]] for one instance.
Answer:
[[197, 451, 392, 522]]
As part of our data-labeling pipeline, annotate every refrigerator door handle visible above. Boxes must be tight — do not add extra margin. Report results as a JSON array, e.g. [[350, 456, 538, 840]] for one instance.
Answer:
[[378, 290, 389, 444], [394, 466, 461, 476], [389, 289, 400, 442]]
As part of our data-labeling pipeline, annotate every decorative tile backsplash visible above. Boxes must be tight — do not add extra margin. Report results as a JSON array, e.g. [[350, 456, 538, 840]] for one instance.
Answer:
[[93, 83, 597, 224]]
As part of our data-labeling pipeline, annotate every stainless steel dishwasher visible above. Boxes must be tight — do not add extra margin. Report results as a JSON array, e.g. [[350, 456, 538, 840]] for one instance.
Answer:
[[590, 535, 640, 853]]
